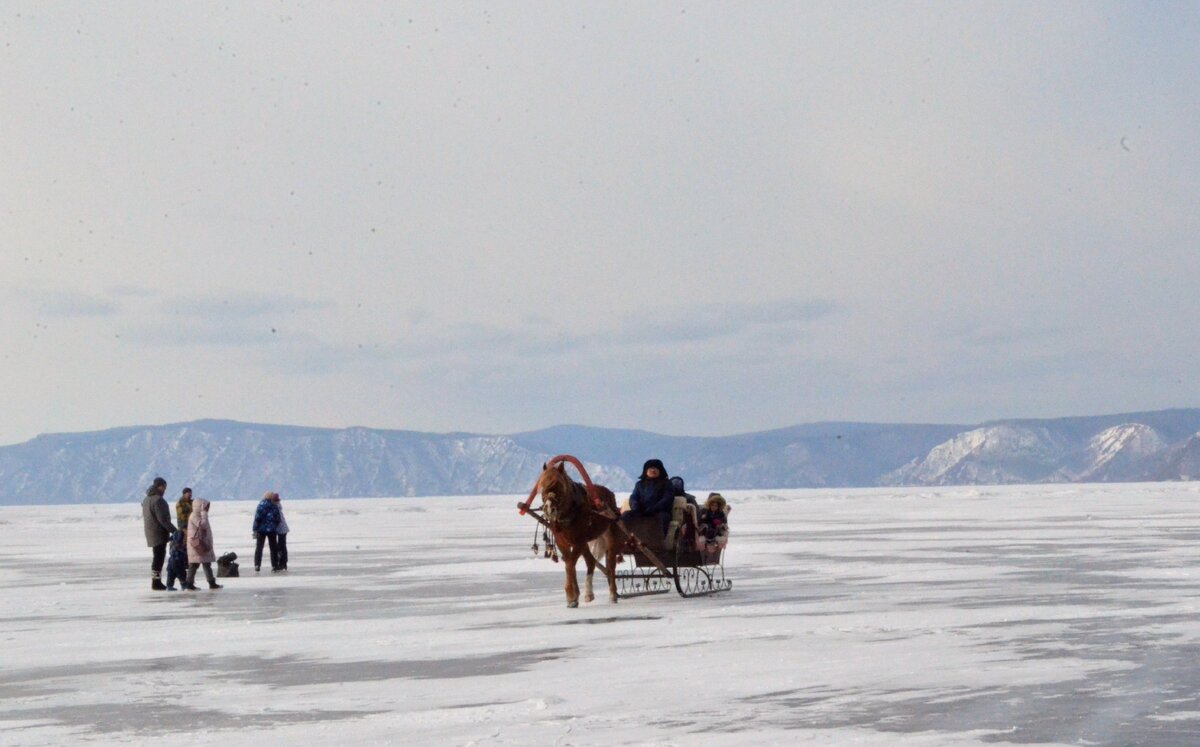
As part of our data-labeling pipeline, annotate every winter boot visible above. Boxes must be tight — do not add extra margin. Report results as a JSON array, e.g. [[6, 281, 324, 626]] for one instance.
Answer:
[[152, 574, 167, 591], [204, 565, 222, 590], [183, 567, 198, 591]]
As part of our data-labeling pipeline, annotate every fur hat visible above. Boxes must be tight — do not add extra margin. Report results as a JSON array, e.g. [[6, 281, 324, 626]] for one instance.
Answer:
[[705, 492, 729, 512]]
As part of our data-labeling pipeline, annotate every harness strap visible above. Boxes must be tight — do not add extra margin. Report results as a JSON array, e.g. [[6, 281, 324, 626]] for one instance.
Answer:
[[518, 454, 606, 514]]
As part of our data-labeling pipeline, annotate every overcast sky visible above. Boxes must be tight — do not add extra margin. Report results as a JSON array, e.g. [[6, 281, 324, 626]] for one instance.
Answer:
[[2, 2, 1198, 445]]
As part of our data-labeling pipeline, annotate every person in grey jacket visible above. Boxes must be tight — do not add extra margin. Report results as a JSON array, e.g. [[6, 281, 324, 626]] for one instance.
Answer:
[[141, 477, 177, 590]]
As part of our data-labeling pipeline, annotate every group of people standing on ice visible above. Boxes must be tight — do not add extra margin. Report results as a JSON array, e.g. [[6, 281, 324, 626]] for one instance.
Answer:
[[141, 478, 292, 591], [141, 478, 220, 591]]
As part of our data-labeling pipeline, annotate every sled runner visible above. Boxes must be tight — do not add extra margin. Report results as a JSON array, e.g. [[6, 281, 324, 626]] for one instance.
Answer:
[[611, 509, 732, 598], [519, 455, 732, 601]]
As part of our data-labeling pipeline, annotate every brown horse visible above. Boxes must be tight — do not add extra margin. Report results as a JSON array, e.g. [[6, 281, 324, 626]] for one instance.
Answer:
[[535, 462, 620, 607]]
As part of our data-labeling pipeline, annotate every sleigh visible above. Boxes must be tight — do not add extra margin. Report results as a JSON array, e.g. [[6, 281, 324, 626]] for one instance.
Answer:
[[612, 505, 732, 598], [519, 455, 732, 600]]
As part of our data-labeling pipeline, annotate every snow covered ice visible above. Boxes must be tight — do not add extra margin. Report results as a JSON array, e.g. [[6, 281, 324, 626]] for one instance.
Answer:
[[4, 484, 1200, 745]]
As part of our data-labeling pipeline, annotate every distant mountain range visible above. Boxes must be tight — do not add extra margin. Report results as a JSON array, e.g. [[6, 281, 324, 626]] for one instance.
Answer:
[[2, 409, 1200, 505]]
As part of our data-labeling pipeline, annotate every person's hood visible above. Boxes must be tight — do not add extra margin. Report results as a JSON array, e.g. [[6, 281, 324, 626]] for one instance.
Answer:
[[670, 476, 686, 495], [638, 459, 668, 480], [705, 492, 728, 512], [193, 498, 211, 516]]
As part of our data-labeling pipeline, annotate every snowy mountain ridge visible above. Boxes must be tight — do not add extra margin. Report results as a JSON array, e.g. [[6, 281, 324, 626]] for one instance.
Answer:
[[883, 425, 1070, 486], [3, 410, 1200, 504], [1071, 423, 1168, 482]]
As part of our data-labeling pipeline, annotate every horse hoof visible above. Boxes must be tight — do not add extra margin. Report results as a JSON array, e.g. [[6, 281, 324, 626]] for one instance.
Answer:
[[610, 595, 619, 604], [567, 600, 579, 608], [584, 593, 595, 603]]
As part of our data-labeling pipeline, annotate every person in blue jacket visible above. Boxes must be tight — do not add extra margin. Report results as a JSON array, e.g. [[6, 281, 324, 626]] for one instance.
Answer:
[[252, 491, 283, 572], [164, 530, 188, 591], [621, 459, 677, 536]]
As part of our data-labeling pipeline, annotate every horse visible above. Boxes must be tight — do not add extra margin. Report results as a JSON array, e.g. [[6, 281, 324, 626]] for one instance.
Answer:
[[535, 462, 620, 607]]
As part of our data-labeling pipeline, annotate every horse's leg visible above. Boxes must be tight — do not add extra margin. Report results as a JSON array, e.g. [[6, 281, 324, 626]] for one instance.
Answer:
[[562, 544, 580, 608], [605, 526, 619, 603], [581, 544, 596, 603]]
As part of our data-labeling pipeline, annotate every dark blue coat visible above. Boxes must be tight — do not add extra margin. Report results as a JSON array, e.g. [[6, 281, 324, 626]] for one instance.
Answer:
[[629, 477, 676, 515], [252, 499, 282, 534], [167, 531, 188, 576]]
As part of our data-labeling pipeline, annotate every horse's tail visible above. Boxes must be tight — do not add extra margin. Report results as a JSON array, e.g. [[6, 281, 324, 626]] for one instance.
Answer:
[[586, 484, 621, 565], [588, 537, 607, 561], [590, 515, 624, 567]]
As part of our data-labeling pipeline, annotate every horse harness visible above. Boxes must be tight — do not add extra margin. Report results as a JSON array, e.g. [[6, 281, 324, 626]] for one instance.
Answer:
[[542, 479, 589, 530]]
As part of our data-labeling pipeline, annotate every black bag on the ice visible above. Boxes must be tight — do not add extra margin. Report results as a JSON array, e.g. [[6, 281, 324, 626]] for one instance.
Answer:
[[217, 551, 240, 577]]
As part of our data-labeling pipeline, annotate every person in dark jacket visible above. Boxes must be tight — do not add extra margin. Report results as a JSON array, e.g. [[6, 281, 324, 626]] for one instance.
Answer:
[[275, 494, 290, 572], [621, 459, 677, 536], [670, 476, 697, 507], [165, 530, 188, 591], [141, 477, 177, 590], [698, 492, 730, 543], [252, 491, 283, 572]]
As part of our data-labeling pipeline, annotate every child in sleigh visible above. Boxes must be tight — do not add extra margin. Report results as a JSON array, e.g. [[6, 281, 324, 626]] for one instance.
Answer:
[[696, 492, 730, 549]]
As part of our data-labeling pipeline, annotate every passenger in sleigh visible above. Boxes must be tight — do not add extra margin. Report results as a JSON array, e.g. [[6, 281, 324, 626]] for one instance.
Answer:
[[671, 476, 697, 506], [697, 492, 730, 546], [621, 459, 677, 537], [665, 475, 699, 546]]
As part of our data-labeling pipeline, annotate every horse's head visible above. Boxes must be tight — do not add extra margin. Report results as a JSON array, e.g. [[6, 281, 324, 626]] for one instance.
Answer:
[[537, 462, 579, 525]]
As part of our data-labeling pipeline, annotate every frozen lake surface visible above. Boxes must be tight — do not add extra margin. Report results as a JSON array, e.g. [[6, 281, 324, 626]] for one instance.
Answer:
[[4, 483, 1200, 745]]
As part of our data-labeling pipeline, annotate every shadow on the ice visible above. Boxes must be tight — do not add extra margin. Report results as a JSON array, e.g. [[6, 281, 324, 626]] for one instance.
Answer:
[[732, 611, 1200, 746], [0, 702, 385, 737], [462, 614, 663, 630], [0, 647, 570, 735]]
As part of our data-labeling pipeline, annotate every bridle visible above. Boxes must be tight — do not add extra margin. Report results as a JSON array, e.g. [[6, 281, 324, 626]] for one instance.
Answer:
[[520, 454, 607, 516], [541, 474, 586, 528]]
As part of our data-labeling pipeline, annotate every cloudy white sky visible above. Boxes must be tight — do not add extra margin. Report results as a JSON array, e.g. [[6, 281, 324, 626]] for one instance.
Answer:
[[2, 2, 1198, 445]]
